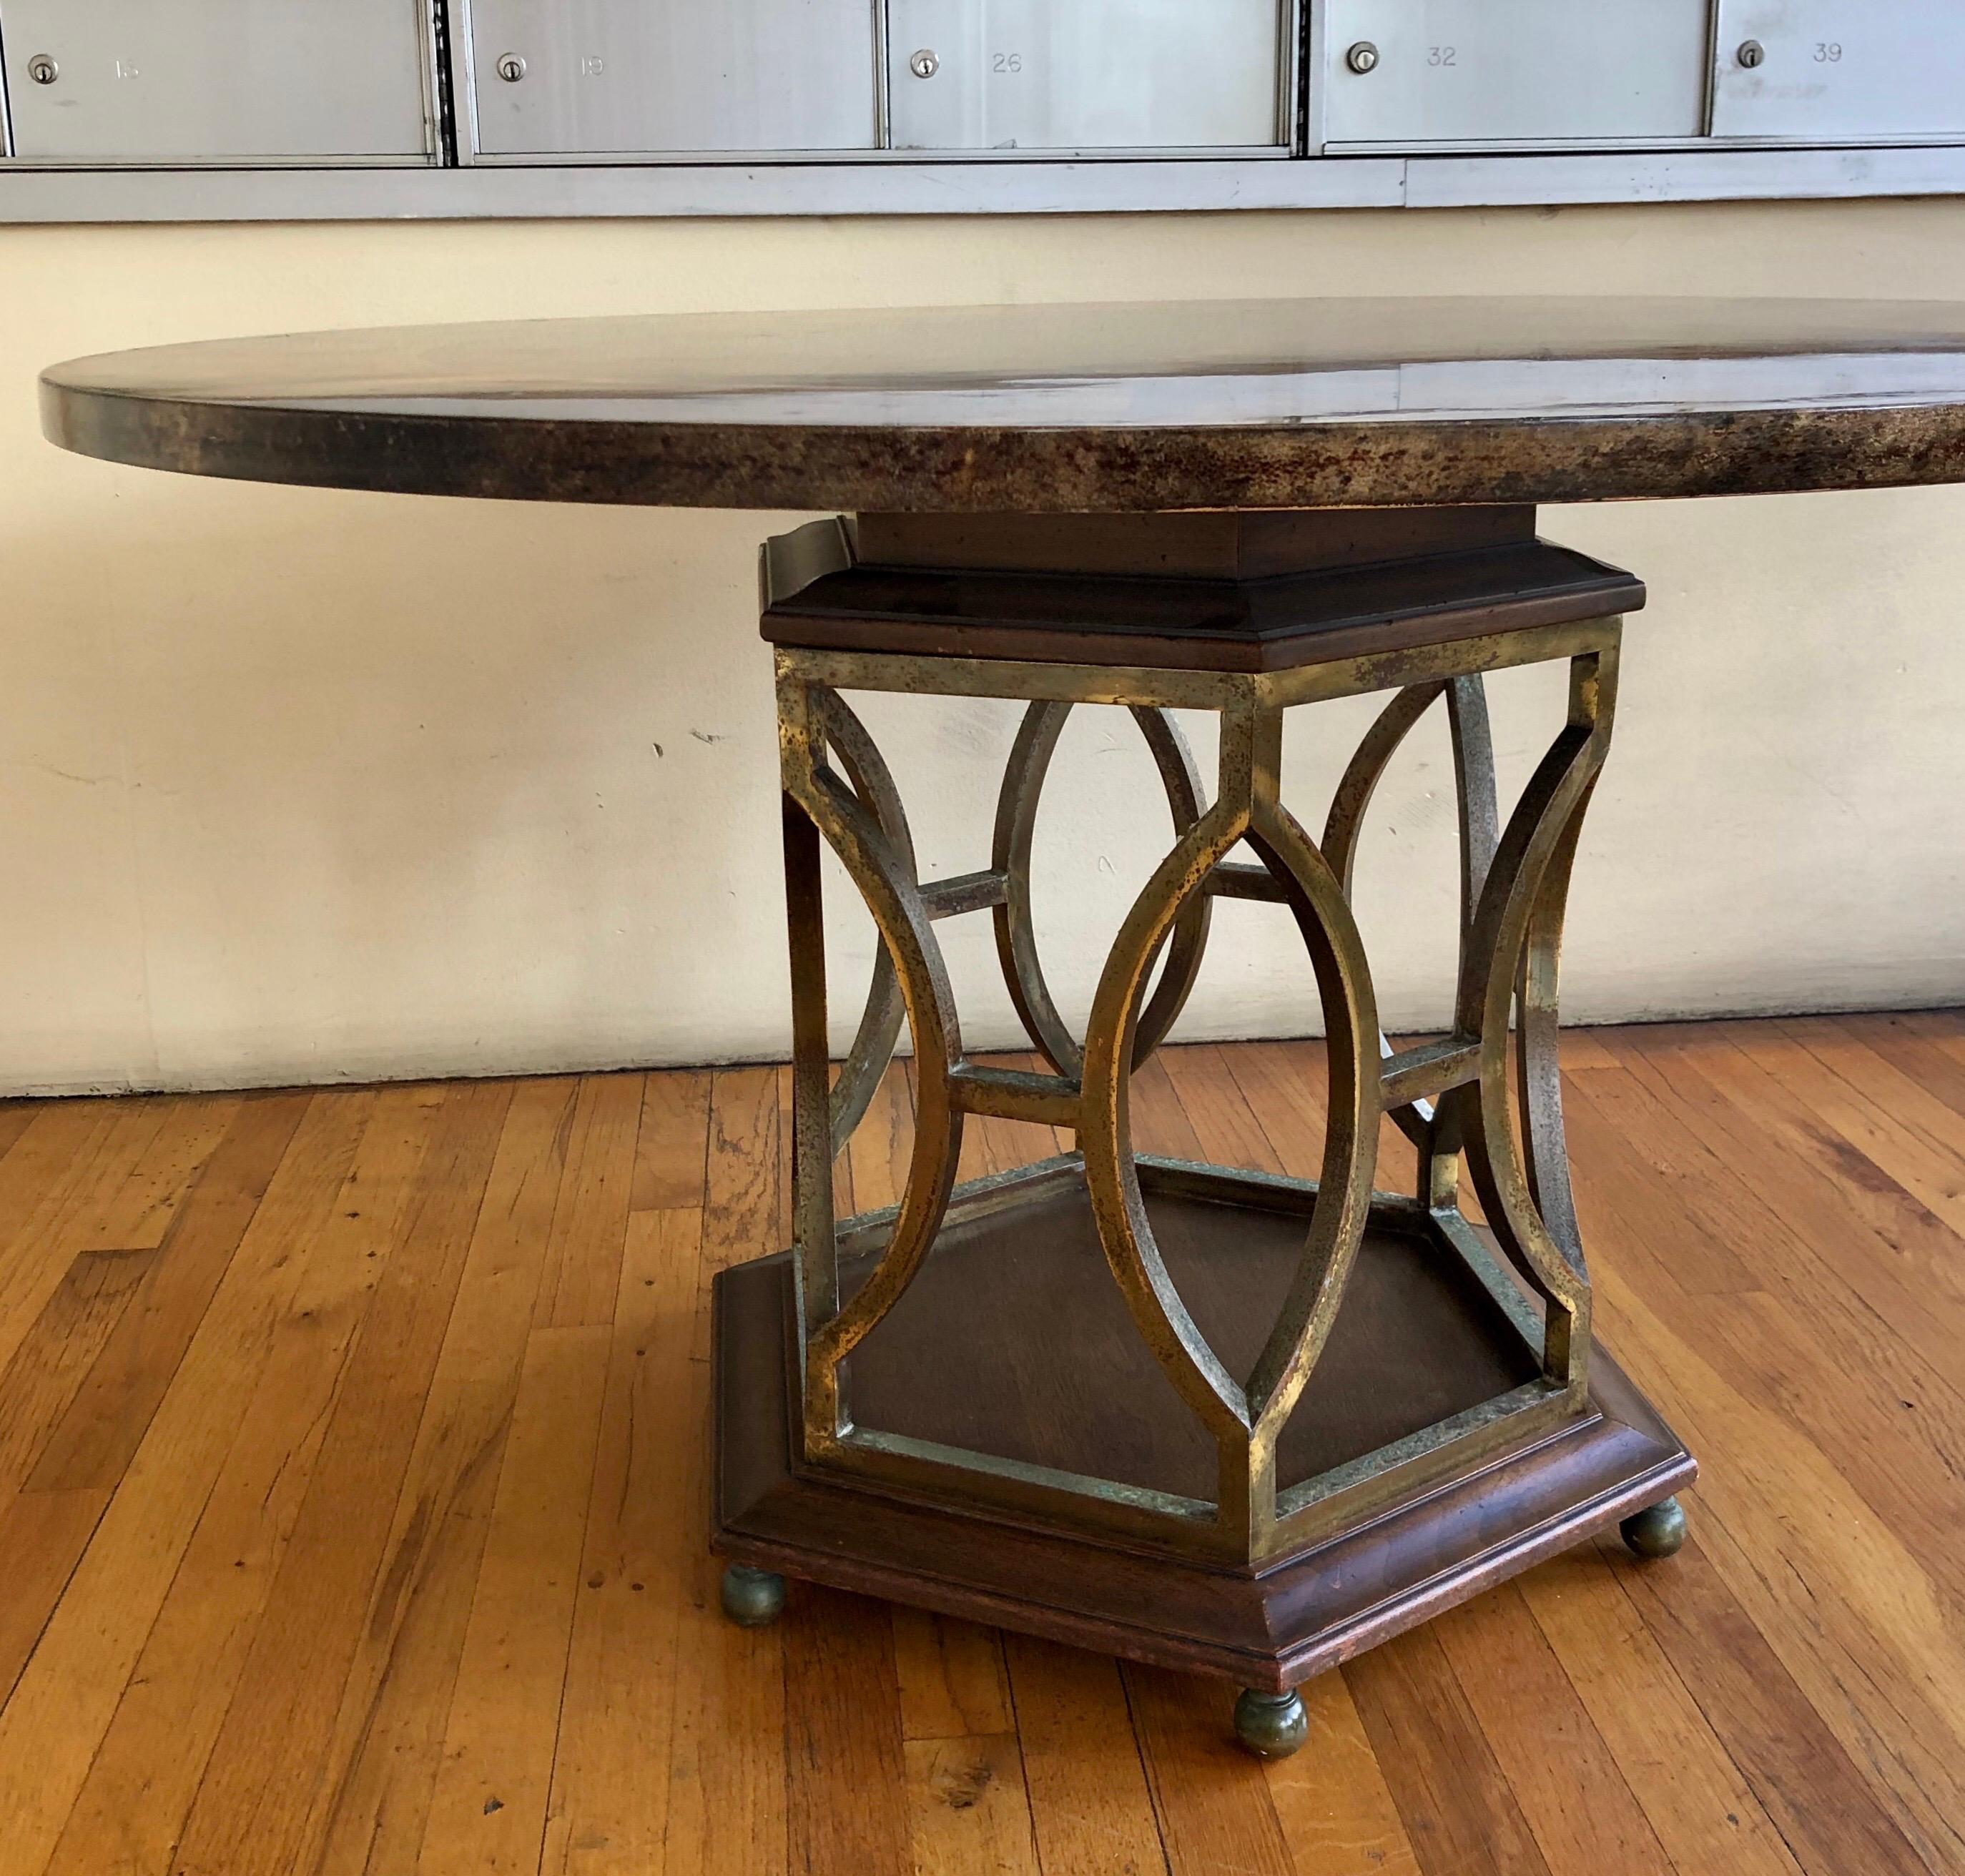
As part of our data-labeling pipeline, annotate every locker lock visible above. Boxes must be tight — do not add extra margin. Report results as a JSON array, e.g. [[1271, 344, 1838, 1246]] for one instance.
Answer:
[[496, 53, 528, 82], [1736, 39, 1765, 68], [26, 53, 58, 84], [1345, 42, 1379, 75], [908, 48, 940, 79]]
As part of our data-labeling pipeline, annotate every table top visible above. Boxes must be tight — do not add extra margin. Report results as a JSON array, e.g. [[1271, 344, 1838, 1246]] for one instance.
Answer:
[[41, 296, 1965, 513]]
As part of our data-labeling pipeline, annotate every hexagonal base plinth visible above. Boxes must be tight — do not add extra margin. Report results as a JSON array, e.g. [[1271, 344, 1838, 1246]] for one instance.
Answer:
[[711, 1207, 1694, 1692]]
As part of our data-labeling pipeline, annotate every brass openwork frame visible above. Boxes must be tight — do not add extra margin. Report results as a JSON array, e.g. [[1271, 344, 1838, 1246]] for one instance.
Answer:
[[777, 615, 1622, 1568]]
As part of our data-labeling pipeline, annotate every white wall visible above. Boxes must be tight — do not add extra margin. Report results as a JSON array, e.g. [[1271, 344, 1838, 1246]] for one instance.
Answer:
[[1, 202, 1961, 1095]]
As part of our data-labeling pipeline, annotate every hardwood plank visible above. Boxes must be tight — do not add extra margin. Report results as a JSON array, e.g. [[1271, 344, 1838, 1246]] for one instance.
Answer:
[[0, 1089, 367, 1876], [1597, 1055, 1965, 1536], [59, 1094, 241, 1255], [1612, 1029, 1965, 1406], [1557, 1068, 1765, 1297], [1222, 1037, 1424, 1195], [0, 1246, 156, 1500], [905, 1733, 1043, 1876], [665, 1050, 789, 1876], [0, 1100, 155, 1376], [1261, 1669, 1420, 1876], [416, 1322, 611, 1876], [1786, 1016, 1965, 1165], [302, 1076, 581, 1876], [533, 1072, 644, 1330], [0, 1486, 109, 1707], [0, 1020, 1961, 1876], [1221, 1039, 1329, 1179], [1559, 1030, 1621, 1072], [0, 1100, 41, 1167], [1582, 1249, 1965, 1874], [1892, 1007, 1965, 1051], [1563, 1073, 1965, 1611], [1156, 1044, 1277, 1172], [41, 1084, 455, 1876], [1001, 1635, 1166, 1876], [785, 1586, 913, 1876], [44, 1373, 344, 1876], [167, 1081, 513, 1876], [1344, 1625, 1555, 1876], [541, 1208, 703, 1876], [1568, 1076, 1965, 1840], [632, 1070, 712, 1213], [1842, 1012, 1965, 1121], [0, 1105, 119, 1280], [1517, 1550, 1803, 1876], [845, 1063, 916, 1216], [1430, 1581, 1675, 1876], [26, 1092, 313, 1494], [694, 1067, 782, 1364], [26, 1097, 169, 1259], [1863, 1013, 1965, 1084], [1605, 1531, 1932, 1876], [1738, 1024, 1965, 1241], [892, 1606, 1013, 1743], [1571, 1055, 1965, 1555], [1619, 1028, 1959, 1300], [310, 1406, 509, 1876], [1123, 1664, 1294, 1876], [660, 1399, 787, 1876], [1128, 1052, 1209, 1162]]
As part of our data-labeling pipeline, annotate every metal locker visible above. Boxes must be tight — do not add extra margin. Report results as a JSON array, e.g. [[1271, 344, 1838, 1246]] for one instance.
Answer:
[[886, 0, 1289, 152], [1320, 0, 1710, 147], [0, 0, 435, 162], [1711, 1, 1965, 142], [462, 0, 879, 157]]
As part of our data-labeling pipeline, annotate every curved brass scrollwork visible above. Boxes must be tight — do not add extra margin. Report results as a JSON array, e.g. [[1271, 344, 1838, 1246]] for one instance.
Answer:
[[1443, 646, 1619, 1389], [812, 689, 916, 1153], [1080, 798, 1256, 1448], [993, 701, 1212, 1078], [772, 611, 1622, 1561], [1318, 652, 1612, 1393], [1080, 704, 1382, 1547], [1239, 803, 1383, 1441], [1323, 676, 1499, 1153], [779, 678, 963, 1444]]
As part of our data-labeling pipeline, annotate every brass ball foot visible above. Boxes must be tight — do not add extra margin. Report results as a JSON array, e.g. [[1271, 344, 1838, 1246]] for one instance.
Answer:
[[1620, 1495, 1688, 1560], [1233, 1687, 1308, 1760], [720, 1563, 788, 1626]]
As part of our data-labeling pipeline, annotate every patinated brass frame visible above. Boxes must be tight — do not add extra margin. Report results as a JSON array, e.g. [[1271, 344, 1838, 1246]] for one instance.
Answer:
[[777, 615, 1622, 1568]]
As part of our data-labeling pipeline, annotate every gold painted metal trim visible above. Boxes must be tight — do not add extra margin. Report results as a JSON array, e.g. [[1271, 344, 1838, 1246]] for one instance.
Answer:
[[993, 699, 1211, 1077], [1381, 1038, 1482, 1109], [948, 1062, 1082, 1127], [773, 604, 1623, 1569], [784, 617, 1619, 712]]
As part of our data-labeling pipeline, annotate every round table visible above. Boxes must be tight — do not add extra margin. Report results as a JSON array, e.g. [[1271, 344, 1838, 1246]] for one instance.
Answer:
[[42, 297, 1965, 1757], [41, 296, 1965, 512]]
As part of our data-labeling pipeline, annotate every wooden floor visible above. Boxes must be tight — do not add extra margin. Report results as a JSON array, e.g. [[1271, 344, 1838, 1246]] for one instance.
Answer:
[[0, 1013, 1961, 1876]]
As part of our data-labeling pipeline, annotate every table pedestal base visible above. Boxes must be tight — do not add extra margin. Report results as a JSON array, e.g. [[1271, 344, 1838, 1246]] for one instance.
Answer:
[[712, 507, 1695, 1752]]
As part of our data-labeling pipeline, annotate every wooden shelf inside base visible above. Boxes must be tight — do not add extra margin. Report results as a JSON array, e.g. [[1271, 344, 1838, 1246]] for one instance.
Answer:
[[712, 1174, 1693, 1692]]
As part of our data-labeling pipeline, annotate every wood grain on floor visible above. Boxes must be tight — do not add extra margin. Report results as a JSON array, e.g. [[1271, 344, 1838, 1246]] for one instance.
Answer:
[[0, 1014, 1960, 1876]]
